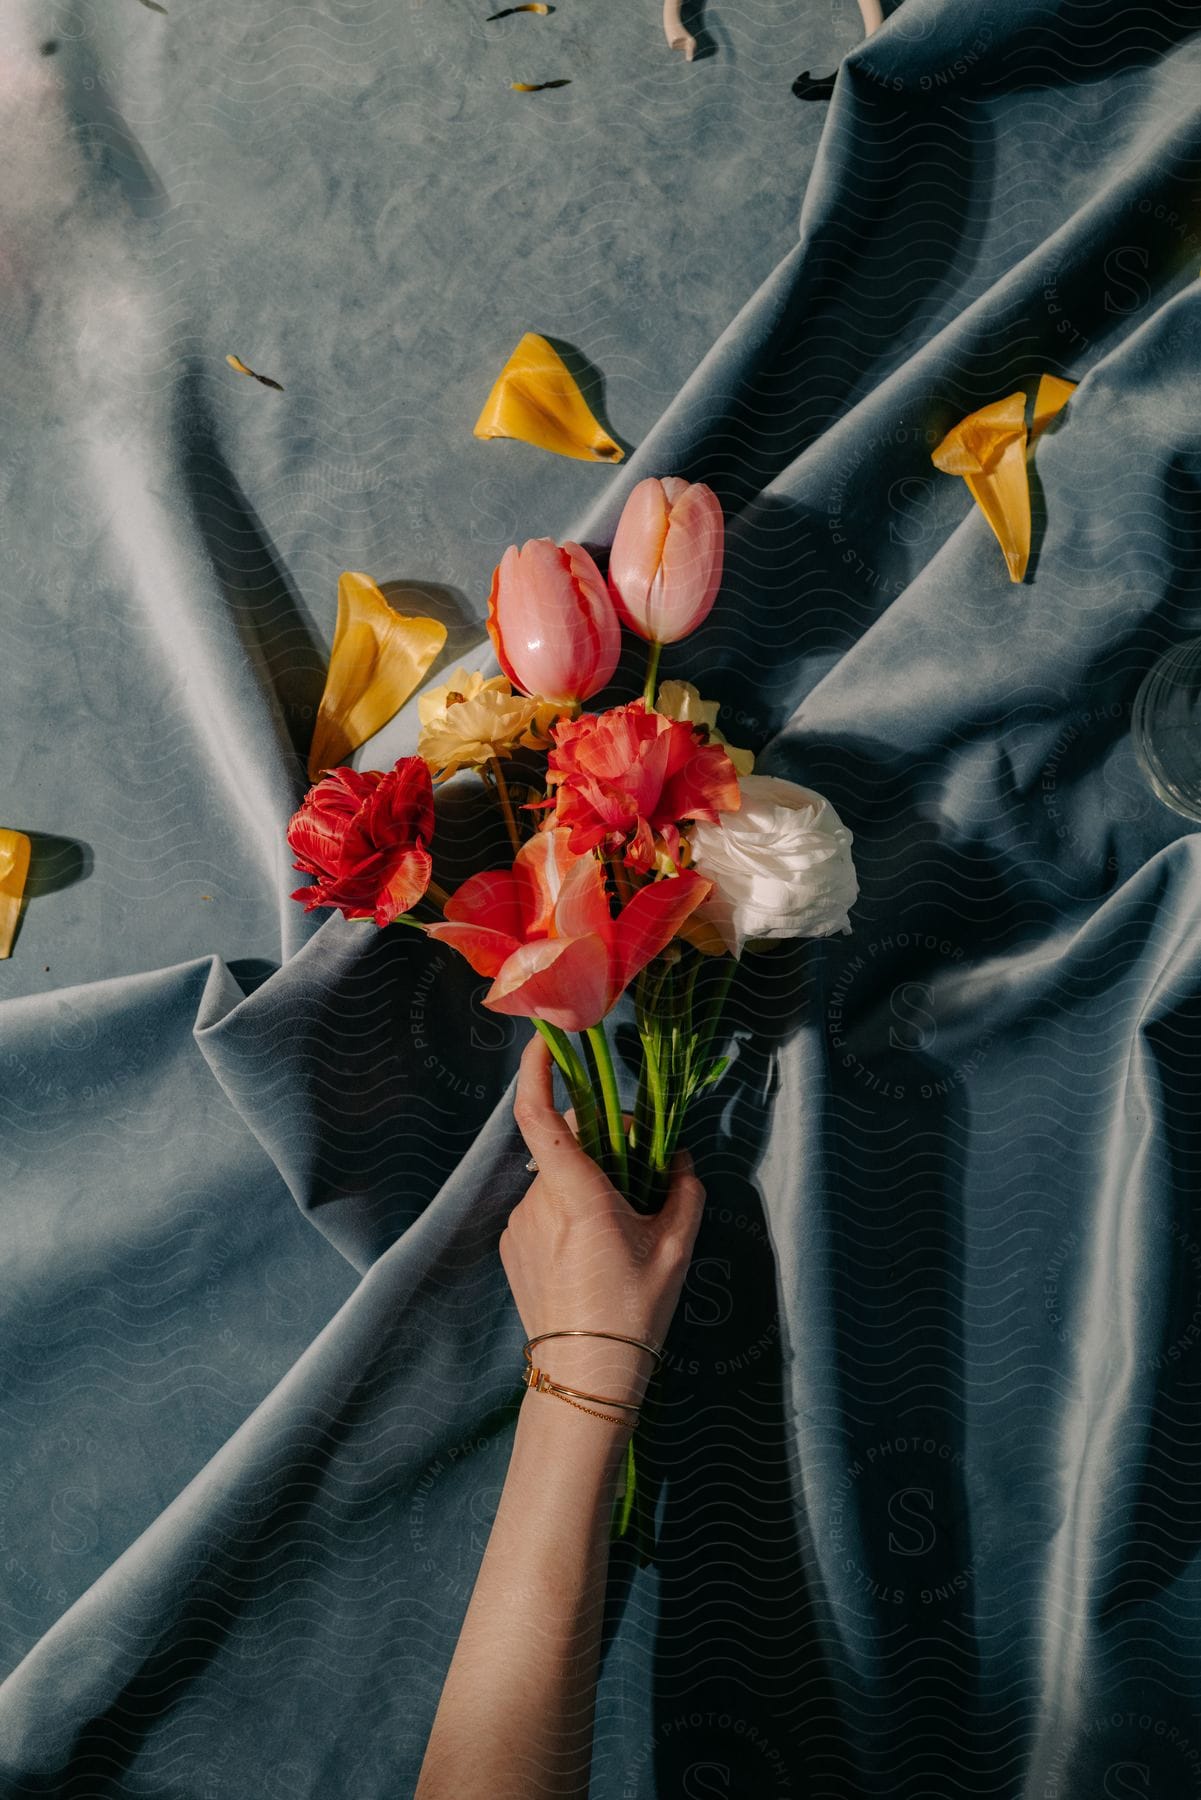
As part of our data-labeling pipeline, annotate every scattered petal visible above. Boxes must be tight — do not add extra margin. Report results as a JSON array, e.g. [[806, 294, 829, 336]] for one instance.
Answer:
[[488, 3, 550, 16], [0, 829, 32, 959], [792, 70, 837, 99], [1031, 372, 1077, 439], [932, 392, 1030, 583], [474, 331, 623, 463], [663, 0, 697, 59], [226, 353, 284, 392], [307, 571, 448, 780], [932, 376, 1076, 584], [510, 78, 571, 90], [137, 0, 169, 12]]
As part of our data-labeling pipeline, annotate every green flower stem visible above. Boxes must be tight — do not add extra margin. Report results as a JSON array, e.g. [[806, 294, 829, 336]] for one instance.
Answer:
[[630, 958, 677, 1211], [638, 1023, 668, 1168], [531, 1019, 602, 1166], [577, 1029, 610, 1181], [613, 1436, 637, 1539], [487, 755, 522, 855], [585, 1024, 630, 1195], [642, 641, 662, 710], [693, 956, 738, 1075]]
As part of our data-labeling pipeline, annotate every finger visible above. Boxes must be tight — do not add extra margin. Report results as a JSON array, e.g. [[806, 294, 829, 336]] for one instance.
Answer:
[[513, 1033, 602, 1183], [657, 1146, 706, 1246]]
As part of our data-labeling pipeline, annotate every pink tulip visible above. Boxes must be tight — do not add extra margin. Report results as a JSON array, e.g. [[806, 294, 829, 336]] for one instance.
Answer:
[[487, 538, 621, 706], [606, 477, 724, 644]]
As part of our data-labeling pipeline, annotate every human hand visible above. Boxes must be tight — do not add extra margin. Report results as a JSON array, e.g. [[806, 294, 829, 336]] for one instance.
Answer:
[[500, 1033, 706, 1412]]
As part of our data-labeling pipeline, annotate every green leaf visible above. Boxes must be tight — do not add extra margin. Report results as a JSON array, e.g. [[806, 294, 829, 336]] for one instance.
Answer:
[[611, 1437, 637, 1539], [695, 1054, 730, 1092]]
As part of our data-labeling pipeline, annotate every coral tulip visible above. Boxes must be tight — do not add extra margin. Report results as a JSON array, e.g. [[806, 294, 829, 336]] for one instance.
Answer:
[[426, 826, 710, 1031], [487, 538, 621, 706], [607, 477, 724, 644]]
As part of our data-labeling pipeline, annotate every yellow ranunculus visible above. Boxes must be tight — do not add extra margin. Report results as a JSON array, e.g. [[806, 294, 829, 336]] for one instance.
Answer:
[[418, 667, 558, 779], [654, 680, 754, 774]]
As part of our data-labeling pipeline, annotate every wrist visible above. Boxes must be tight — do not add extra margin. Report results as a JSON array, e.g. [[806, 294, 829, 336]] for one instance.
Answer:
[[518, 1384, 636, 1466], [524, 1339, 657, 1411]]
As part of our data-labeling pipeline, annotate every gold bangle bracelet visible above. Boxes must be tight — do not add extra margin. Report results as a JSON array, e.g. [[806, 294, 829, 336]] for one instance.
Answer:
[[523, 1329, 664, 1368], [523, 1362, 641, 1418]]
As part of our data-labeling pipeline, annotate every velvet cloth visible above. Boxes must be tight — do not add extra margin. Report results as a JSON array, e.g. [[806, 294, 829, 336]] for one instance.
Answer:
[[3, 1, 1201, 1794]]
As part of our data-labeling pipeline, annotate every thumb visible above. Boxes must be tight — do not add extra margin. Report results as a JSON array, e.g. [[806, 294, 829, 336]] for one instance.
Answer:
[[657, 1146, 706, 1245]]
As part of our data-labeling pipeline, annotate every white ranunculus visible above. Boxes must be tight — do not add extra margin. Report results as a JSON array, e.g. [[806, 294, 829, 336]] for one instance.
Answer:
[[688, 774, 858, 956]]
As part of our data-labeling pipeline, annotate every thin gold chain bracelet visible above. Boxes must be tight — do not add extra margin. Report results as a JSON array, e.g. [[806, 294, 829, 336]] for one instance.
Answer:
[[523, 1362, 641, 1416], [519, 1328, 661, 1429], [533, 1386, 635, 1429]]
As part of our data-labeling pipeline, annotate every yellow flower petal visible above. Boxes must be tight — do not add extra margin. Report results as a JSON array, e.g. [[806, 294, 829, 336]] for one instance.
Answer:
[[417, 667, 511, 729], [225, 353, 284, 392], [0, 829, 32, 959], [1031, 373, 1076, 440], [931, 376, 1077, 584], [308, 571, 448, 779], [676, 912, 730, 957], [963, 433, 1030, 583], [521, 698, 562, 749], [655, 680, 754, 773], [932, 391, 1029, 584], [419, 687, 542, 779], [473, 332, 623, 463], [931, 391, 1027, 477]]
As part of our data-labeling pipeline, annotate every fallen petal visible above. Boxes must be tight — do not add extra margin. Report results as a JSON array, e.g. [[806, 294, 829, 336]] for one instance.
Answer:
[[510, 79, 572, 91], [932, 392, 1031, 583], [931, 391, 1026, 477], [932, 376, 1074, 585], [0, 829, 32, 959], [473, 332, 623, 463], [1031, 372, 1076, 439], [226, 353, 284, 392], [488, 3, 550, 15], [308, 571, 448, 779], [964, 433, 1031, 583]]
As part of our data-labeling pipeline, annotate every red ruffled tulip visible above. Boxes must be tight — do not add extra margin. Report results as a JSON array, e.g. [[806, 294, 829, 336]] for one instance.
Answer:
[[487, 538, 621, 706], [426, 827, 710, 1031], [541, 699, 740, 872], [288, 756, 434, 926], [606, 477, 723, 644]]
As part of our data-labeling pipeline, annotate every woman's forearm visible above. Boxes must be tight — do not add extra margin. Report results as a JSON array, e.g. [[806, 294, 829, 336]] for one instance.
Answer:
[[415, 1385, 633, 1800]]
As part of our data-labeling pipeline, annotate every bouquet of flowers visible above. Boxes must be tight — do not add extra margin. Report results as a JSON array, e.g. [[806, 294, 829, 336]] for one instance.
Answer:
[[286, 476, 858, 1215]]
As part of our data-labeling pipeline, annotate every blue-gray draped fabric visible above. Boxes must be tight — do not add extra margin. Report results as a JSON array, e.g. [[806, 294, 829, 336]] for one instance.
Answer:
[[3, 1, 1201, 1794]]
